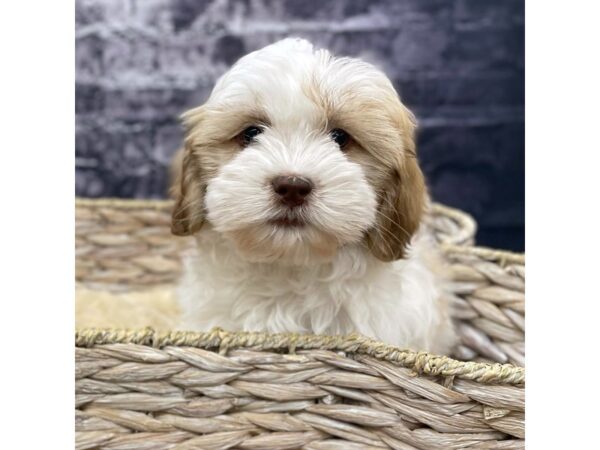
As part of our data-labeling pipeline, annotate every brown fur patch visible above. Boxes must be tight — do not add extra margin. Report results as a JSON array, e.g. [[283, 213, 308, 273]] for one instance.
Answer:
[[312, 82, 426, 262]]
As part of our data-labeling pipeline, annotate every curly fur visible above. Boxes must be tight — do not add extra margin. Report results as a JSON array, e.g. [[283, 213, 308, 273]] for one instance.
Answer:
[[170, 38, 456, 354]]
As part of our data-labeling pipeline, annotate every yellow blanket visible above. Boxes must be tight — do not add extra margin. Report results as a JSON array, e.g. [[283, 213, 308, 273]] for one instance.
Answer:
[[75, 285, 180, 330]]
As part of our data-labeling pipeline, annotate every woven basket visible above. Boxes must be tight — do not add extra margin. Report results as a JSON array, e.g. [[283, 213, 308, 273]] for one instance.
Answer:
[[75, 198, 524, 450]]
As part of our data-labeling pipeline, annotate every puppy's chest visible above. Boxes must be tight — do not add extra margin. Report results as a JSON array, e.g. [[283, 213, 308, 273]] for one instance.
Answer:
[[204, 262, 376, 304], [224, 268, 371, 303], [188, 241, 389, 306]]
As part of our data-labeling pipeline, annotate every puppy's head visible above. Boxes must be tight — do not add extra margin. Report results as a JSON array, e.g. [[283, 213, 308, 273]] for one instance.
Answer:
[[172, 38, 426, 264]]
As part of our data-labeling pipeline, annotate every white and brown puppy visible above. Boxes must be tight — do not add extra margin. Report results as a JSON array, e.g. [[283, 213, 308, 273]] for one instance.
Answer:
[[171, 38, 456, 354]]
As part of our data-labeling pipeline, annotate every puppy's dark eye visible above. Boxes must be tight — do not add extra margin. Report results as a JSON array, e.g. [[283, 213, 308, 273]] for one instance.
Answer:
[[239, 126, 263, 146], [330, 128, 350, 149]]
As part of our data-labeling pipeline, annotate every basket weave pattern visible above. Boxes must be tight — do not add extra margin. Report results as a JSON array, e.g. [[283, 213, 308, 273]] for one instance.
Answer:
[[76, 329, 524, 450], [442, 246, 524, 367], [75, 199, 524, 449]]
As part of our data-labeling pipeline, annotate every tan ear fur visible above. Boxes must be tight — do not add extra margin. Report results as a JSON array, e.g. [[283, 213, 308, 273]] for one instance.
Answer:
[[366, 104, 426, 261], [170, 141, 206, 236], [168, 147, 184, 201], [170, 103, 264, 236]]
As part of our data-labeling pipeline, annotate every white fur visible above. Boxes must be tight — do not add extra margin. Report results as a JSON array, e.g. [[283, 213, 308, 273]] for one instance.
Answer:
[[179, 228, 453, 353], [205, 132, 377, 264], [176, 38, 456, 353]]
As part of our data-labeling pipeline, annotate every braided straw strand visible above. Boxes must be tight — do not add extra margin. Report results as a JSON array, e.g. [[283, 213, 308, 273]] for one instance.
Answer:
[[76, 328, 524, 385]]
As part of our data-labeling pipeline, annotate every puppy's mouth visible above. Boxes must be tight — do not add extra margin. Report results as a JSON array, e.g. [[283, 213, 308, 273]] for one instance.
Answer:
[[268, 216, 306, 228]]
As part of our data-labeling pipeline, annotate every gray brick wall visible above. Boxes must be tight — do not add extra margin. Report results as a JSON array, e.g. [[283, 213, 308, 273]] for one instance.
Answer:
[[76, 0, 524, 250]]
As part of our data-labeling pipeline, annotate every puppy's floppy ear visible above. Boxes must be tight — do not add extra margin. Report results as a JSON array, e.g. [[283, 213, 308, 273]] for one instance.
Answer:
[[170, 108, 206, 236], [366, 105, 426, 261]]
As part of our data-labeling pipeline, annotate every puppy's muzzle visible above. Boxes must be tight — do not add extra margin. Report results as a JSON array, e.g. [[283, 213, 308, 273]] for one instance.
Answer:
[[271, 175, 313, 208]]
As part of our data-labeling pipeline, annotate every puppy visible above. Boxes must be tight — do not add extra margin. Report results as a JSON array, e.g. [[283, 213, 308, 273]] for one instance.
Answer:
[[170, 38, 456, 354]]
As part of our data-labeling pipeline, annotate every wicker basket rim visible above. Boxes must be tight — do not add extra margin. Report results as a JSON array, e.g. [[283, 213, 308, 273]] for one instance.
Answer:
[[75, 198, 522, 264], [76, 327, 524, 385]]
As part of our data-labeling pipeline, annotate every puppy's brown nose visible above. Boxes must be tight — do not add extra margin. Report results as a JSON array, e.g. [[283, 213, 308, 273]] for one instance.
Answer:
[[271, 175, 313, 208]]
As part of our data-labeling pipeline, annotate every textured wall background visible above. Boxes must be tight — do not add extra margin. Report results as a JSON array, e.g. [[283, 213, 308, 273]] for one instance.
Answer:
[[76, 0, 524, 250]]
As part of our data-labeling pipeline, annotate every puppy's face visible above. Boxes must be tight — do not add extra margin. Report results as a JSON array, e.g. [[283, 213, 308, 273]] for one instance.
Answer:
[[172, 39, 425, 264]]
